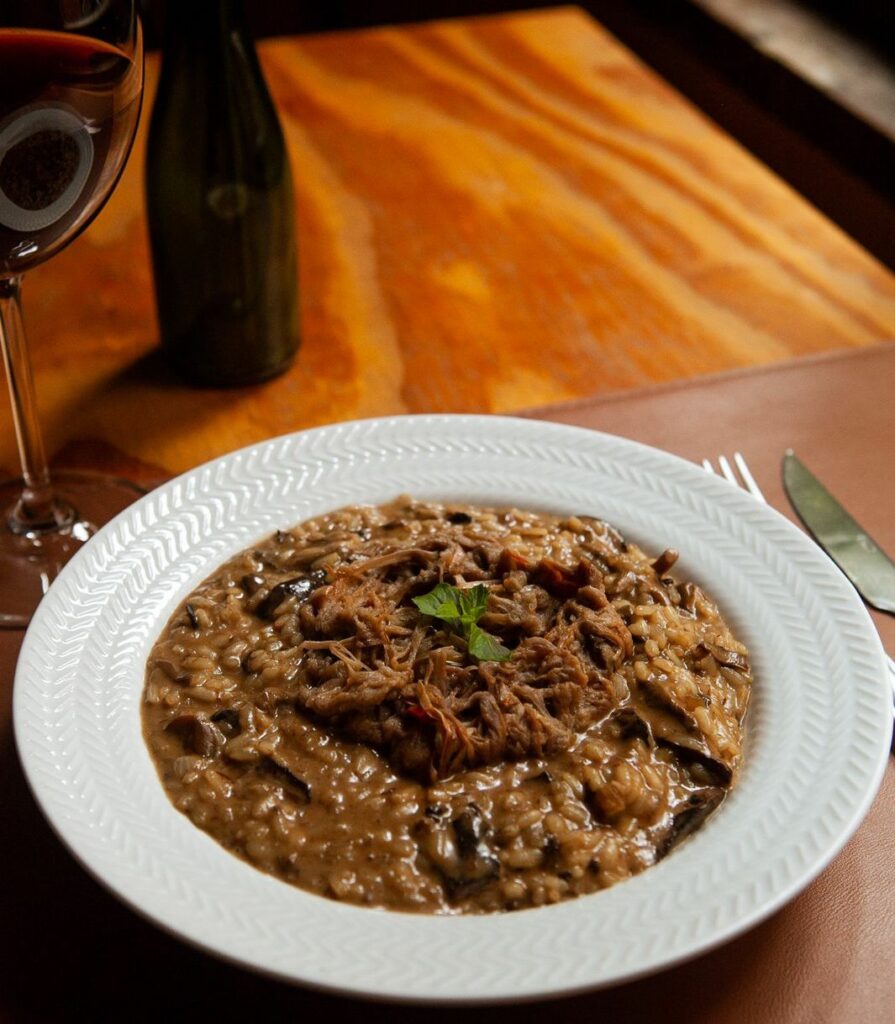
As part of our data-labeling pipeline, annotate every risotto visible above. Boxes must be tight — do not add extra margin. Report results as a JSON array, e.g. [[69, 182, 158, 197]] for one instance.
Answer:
[[143, 497, 751, 913]]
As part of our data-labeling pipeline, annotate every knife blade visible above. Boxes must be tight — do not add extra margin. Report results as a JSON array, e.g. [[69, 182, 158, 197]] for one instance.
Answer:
[[782, 450, 895, 614]]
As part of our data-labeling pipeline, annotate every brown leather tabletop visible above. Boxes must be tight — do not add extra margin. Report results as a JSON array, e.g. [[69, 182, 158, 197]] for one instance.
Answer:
[[2, 344, 892, 1023]]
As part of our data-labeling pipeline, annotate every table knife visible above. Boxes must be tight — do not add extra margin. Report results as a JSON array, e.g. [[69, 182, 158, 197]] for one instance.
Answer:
[[782, 450, 895, 614]]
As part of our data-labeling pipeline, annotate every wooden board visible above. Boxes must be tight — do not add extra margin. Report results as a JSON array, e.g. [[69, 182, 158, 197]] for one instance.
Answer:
[[3, 6, 895, 476]]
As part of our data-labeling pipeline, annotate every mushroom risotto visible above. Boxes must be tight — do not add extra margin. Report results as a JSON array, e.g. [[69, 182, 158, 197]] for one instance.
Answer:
[[143, 498, 751, 914]]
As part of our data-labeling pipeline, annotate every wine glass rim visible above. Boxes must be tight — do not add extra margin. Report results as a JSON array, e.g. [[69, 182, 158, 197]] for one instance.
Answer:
[[0, 2, 141, 55]]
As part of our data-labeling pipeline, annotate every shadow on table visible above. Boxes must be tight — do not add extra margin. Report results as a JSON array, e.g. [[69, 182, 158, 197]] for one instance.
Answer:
[[18, 345, 304, 489]]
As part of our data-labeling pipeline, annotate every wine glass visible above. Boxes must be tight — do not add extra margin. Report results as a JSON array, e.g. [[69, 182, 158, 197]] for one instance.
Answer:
[[0, 0, 144, 627]]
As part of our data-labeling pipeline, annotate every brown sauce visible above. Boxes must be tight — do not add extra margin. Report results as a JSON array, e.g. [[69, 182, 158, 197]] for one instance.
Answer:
[[143, 498, 751, 913]]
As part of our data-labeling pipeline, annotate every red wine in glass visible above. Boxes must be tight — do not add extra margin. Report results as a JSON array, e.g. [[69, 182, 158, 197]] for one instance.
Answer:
[[0, 28, 141, 275], [0, 9, 144, 628]]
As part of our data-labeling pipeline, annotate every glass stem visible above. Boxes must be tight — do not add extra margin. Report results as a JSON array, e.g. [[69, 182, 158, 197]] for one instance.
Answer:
[[0, 275, 71, 533]]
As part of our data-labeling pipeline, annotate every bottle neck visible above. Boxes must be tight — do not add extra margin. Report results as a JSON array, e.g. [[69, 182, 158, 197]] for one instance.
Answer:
[[163, 0, 252, 57]]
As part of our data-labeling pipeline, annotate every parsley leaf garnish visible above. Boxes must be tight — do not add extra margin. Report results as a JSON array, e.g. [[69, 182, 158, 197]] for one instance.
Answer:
[[412, 582, 511, 662], [457, 583, 489, 622], [412, 582, 463, 623], [466, 622, 511, 662]]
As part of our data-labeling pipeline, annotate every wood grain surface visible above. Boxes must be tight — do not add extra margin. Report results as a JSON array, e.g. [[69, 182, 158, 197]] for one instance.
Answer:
[[2, 6, 895, 477]]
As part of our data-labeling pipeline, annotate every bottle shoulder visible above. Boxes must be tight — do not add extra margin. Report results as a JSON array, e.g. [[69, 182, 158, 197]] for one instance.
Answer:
[[147, 63, 288, 187]]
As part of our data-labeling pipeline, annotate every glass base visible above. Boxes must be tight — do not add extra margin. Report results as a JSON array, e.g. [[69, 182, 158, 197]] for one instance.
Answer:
[[0, 470, 146, 628]]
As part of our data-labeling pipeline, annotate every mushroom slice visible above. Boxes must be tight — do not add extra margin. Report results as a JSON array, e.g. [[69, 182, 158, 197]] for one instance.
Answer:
[[656, 788, 724, 859], [165, 714, 225, 757], [703, 641, 750, 672], [256, 570, 328, 619], [260, 753, 312, 802], [416, 802, 500, 902], [633, 679, 733, 785], [210, 706, 241, 737], [445, 804, 500, 900], [610, 707, 654, 745], [651, 549, 679, 576]]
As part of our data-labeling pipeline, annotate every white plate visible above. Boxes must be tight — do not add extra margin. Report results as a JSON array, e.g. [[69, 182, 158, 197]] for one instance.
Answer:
[[14, 415, 892, 1003]]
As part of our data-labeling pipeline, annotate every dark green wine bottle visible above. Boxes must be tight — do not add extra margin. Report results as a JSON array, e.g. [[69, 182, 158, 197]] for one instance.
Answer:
[[145, 0, 298, 387]]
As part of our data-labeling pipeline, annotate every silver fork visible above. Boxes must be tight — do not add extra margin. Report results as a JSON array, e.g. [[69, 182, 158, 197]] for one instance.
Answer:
[[703, 452, 895, 708]]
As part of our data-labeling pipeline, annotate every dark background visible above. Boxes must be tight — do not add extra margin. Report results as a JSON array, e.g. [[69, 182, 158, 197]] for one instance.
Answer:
[[141, 0, 893, 46]]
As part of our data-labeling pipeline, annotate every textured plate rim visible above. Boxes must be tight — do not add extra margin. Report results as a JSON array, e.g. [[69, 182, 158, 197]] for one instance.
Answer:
[[12, 414, 892, 1003]]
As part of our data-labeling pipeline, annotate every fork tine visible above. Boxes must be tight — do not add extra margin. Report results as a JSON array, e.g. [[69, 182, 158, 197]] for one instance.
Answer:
[[733, 452, 767, 504], [704, 453, 767, 505], [718, 455, 738, 487], [706, 454, 894, 710]]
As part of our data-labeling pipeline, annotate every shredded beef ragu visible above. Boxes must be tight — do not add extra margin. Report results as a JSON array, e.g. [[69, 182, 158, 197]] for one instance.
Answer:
[[143, 499, 752, 914], [294, 546, 632, 781]]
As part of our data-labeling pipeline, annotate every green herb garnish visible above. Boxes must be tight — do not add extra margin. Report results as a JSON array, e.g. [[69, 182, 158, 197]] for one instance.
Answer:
[[412, 582, 511, 663]]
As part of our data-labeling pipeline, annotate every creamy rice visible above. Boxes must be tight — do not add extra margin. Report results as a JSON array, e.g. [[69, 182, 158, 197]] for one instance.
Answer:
[[143, 497, 751, 914]]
